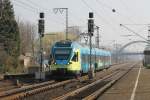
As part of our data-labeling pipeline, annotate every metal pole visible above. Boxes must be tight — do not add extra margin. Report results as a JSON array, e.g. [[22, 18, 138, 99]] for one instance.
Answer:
[[88, 12, 94, 79], [53, 8, 68, 40], [40, 34, 42, 80], [66, 8, 68, 40], [90, 32, 92, 72], [96, 26, 99, 48]]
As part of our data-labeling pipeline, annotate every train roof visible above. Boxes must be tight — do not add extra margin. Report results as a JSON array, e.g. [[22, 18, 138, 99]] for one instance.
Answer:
[[72, 42, 111, 56], [52, 40, 111, 56]]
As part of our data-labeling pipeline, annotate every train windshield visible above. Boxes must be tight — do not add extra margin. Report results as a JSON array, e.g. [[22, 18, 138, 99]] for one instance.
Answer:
[[54, 48, 71, 60]]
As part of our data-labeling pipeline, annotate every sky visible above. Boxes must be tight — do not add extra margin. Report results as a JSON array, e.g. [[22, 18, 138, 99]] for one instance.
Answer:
[[11, 0, 150, 52]]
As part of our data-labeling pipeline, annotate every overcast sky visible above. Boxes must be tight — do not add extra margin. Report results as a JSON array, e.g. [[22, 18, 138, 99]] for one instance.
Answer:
[[11, 0, 150, 51]]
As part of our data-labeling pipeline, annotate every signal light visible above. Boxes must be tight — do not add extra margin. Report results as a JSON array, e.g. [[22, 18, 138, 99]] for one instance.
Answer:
[[38, 12, 45, 37], [88, 19, 94, 33], [40, 12, 44, 18], [38, 19, 45, 36], [89, 12, 94, 18]]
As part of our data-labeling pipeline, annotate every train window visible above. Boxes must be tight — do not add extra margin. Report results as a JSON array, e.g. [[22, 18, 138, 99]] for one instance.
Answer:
[[55, 54, 70, 60], [54, 48, 71, 60], [72, 52, 78, 62], [55, 49, 70, 54], [76, 52, 78, 61]]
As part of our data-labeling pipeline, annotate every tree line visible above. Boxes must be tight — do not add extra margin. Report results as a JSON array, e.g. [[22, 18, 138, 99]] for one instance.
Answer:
[[0, 0, 37, 73], [0, 0, 80, 73]]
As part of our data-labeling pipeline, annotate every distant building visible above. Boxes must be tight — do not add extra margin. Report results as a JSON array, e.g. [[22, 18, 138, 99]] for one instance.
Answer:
[[19, 52, 32, 69], [68, 26, 81, 35]]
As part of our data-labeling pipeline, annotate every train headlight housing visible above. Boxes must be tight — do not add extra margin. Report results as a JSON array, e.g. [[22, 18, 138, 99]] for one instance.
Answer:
[[69, 62, 72, 64], [67, 62, 72, 65]]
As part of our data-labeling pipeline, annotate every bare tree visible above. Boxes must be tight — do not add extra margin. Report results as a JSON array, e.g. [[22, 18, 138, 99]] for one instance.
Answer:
[[18, 20, 38, 64]]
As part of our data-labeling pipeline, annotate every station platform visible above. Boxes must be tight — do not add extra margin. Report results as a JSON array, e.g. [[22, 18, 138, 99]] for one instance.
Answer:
[[98, 64, 150, 100]]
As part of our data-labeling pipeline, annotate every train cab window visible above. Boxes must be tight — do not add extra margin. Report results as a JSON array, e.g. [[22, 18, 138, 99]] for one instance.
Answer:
[[72, 52, 78, 62]]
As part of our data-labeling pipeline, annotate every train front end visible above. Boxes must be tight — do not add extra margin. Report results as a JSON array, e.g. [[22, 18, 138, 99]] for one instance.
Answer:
[[143, 50, 150, 68], [50, 40, 81, 76]]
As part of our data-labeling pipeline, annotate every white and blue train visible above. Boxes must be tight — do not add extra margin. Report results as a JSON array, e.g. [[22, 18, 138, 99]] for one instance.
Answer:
[[50, 40, 111, 76]]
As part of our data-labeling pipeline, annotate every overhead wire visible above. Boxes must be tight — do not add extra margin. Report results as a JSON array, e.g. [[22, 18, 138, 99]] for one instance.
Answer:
[[26, 0, 85, 28], [95, 0, 136, 24], [95, 0, 149, 41], [13, 0, 39, 13], [26, 0, 45, 11], [0, 0, 35, 35], [12, 0, 38, 14], [13, 0, 67, 27], [25, 0, 67, 25], [118, 0, 135, 16], [121, 25, 148, 37], [120, 24, 148, 41], [69, 11, 85, 24], [81, 0, 120, 34], [24, 0, 88, 31], [94, 0, 121, 25], [2, 1, 54, 35], [117, 0, 137, 24]]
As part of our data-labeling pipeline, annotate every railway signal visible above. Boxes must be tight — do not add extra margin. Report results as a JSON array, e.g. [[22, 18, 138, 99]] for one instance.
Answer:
[[38, 12, 45, 37], [38, 12, 45, 80], [88, 19, 94, 36], [88, 12, 94, 36], [88, 12, 95, 79]]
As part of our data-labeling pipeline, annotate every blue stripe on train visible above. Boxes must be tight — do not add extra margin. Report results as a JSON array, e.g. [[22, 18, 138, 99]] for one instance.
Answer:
[[56, 60, 68, 65]]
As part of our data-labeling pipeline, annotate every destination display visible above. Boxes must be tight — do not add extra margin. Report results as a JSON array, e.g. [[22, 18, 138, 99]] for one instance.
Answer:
[[55, 49, 70, 54]]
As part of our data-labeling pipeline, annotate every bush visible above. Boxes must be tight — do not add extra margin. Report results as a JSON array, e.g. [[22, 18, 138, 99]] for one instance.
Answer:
[[2, 56, 23, 74]]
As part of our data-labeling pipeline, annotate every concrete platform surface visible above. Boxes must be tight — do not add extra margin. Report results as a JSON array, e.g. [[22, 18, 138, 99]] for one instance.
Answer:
[[98, 64, 150, 100]]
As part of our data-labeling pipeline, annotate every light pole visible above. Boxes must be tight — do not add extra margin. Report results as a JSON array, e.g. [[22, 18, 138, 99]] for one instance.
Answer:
[[53, 8, 68, 40]]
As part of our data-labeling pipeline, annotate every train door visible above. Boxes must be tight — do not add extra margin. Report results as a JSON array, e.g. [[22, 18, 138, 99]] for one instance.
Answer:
[[71, 51, 81, 71]]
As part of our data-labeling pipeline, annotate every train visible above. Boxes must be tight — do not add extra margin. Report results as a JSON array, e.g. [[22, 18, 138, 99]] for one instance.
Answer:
[[143, 45, 150, 68], [49, 40, 112, 76]]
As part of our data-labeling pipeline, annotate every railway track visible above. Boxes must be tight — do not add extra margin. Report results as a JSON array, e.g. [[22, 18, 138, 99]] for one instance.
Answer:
[[82, 64, 135, 100], [0, 80, 20, 92], [0, 78, 82, 100], [53, 63, 136, 100], [0, 63, 136, 100], [0, 80, 57, 99]]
